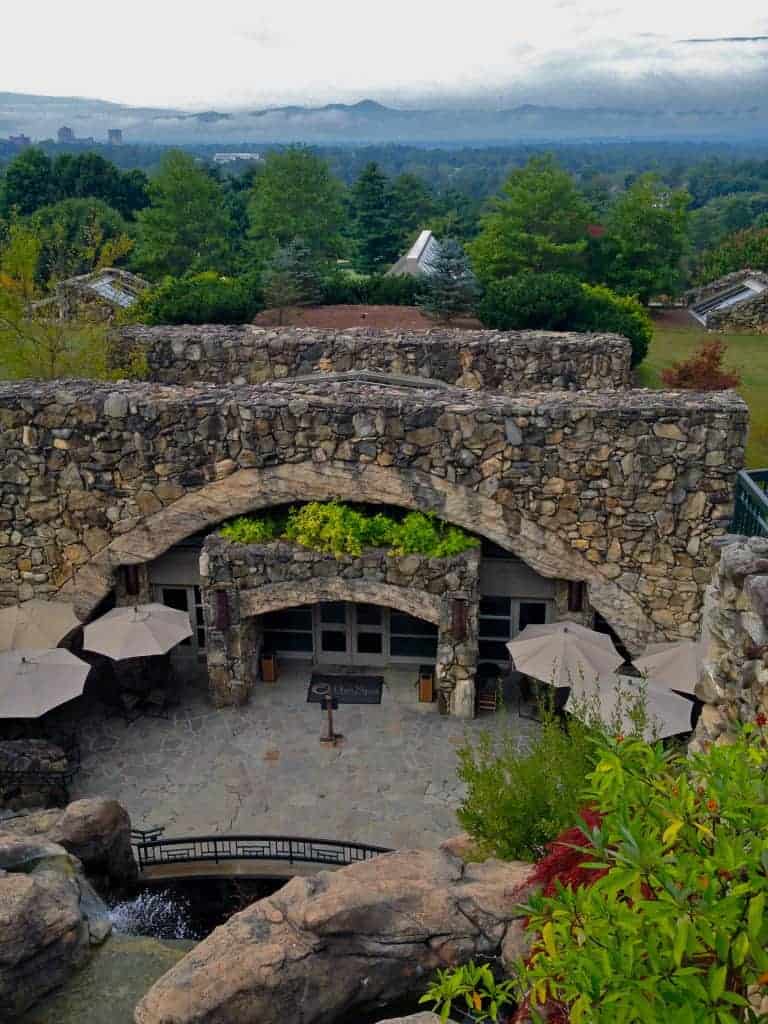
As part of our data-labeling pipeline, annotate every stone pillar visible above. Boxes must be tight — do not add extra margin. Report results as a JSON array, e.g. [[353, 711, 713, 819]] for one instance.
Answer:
[[437, 590, 479, 719], [200, 549, 260, 707], [691, 536, 768, 751], [113, 563, 151, 606]]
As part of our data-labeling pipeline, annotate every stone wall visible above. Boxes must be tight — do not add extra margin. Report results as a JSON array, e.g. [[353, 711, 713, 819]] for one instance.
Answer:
[[113, 325, 632, 391], [200, 536, 480, 715], [692, 535, 768, 750], [0, 379, 748, 652]]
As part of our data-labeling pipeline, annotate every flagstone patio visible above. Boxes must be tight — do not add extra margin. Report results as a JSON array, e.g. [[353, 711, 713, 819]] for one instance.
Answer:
[[52, 662, 537, 850]]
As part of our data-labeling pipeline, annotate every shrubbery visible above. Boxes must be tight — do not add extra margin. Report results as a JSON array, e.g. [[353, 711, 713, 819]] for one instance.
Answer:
[[319, 269, 424, 306], [219, 502, 479, 559], [476, 272, 652, 367], [127, 271, 263, 325], [477, 272, 585, 332], [515, 725, 768, 1023], [661, 338, 741, 391]]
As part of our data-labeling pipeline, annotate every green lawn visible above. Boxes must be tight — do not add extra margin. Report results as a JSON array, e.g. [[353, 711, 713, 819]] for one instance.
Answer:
[[637, 325, 768, 469]]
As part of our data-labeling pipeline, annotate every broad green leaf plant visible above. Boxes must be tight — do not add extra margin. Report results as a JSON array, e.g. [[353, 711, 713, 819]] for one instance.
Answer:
[[517, 724, 768, 1024]]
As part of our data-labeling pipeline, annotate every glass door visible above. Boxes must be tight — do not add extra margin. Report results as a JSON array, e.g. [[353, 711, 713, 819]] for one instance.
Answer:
[[315, 602, 352, 664], [155, 585, 206, 661], [352, 603, 386, 665]]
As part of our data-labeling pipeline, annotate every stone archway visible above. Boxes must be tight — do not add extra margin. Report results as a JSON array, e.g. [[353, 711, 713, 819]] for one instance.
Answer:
[[202, 536, 480, 716], [58, 460, 655, 652]]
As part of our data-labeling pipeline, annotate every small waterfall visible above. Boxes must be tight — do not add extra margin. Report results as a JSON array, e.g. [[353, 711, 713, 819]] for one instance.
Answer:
[[108, 888, 199, 940]]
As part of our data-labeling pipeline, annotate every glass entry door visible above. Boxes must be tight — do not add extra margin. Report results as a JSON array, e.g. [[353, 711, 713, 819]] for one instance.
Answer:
[[316, 602, 352, 664], [154, 584, 206, 661], [314, 602, 389, 666]]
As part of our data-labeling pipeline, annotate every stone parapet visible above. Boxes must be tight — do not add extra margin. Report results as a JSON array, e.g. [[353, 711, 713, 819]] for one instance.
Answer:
[[0, 378, 748, 651], [113, 325, 632, 391], [200, 536, 480, 716]]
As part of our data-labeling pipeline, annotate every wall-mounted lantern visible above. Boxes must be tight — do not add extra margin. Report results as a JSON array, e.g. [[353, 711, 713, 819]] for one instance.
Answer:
[[568, 581, 586, 613], [215, 590, 230, 631], [452, 598, 468, 641], [124, 564, 139, 596]]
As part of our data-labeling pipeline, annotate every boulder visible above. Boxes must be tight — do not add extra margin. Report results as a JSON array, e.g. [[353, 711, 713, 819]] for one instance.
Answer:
[[0, 832, 112, 1018], [135, 847, 535, 1024], [3, 797, 136, 884]]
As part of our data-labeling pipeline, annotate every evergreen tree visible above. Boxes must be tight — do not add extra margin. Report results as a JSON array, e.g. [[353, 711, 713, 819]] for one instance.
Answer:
[[417, 238, 481, 322], [601, 173, 690, 303], [132, 150, 233, 279], [390, 173, 435, 250], [261, 238, 322, 324], [468, 154, 593, 283], [349, 162, 400, 274]]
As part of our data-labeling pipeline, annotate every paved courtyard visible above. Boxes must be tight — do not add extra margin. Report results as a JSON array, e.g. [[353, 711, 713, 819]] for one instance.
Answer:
[[55, 661, 537, 850]]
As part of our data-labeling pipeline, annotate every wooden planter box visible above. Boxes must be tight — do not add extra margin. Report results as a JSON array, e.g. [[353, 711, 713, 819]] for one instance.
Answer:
[[260, 652, 278, 683]]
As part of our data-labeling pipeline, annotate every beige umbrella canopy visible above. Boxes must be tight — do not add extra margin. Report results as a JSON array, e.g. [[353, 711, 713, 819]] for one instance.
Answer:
[[507, 621, 624, 689], [566, 676, 694, 741], [633, 640, 706, 696], [83, 603, 193, 661], [0, 649, 91, 718], [0, 600, 81, 651]]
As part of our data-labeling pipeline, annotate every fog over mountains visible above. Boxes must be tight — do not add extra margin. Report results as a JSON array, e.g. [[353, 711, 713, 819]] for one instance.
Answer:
[[2, 91, 768, 145]]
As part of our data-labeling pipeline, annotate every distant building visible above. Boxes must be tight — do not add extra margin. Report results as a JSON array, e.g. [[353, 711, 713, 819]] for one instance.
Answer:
[[107, 129, 123, 145], [58, 126, 75, 143], [212, 152, 262, 164], [687, 269, 768, 332], [34, 268, 150, 323], [387, 230, 442, 277], [7, 134, 31, 147]]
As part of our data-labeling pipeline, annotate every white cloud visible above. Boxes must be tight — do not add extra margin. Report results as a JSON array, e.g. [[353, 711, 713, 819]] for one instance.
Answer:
[[2, 0, 767, 110]]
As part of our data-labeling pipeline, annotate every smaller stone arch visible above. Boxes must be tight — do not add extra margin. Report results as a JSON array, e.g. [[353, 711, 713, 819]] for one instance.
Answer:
[[201, 538, 480, 717]]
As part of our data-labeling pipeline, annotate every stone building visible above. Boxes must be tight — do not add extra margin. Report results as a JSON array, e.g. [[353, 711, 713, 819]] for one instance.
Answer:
[[39, 268, 150, 323], [687, 269, 768, 332], [0, 317, 748, 715]]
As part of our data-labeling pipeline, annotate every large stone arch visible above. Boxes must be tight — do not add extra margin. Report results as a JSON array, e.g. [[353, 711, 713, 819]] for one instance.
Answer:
[[59, 460, 654, 652]]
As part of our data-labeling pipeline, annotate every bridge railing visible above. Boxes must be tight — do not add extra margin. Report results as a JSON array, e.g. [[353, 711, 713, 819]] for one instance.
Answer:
[[130, 827, 392, 873], [732, 469, 768, 539]]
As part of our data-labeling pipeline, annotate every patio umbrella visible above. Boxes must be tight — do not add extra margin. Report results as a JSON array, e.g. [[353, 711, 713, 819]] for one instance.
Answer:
[[565, 676, 693, 741], [506, 621, 624, 689], [0, 648, 91, 718], [83, 603, 192, 660], [633, 640, 706, 696], [0, 600, 81, 651]]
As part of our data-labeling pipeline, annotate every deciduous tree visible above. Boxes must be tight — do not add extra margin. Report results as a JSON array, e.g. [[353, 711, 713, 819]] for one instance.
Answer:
[[132, 150, 233, 278], [248, 148, 346, 262]]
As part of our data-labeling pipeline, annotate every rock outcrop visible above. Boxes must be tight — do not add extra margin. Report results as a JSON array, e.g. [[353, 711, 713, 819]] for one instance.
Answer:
[[3, 797, 137, 884], [135, 844, 534, 1024], [0, 832, 112, 1018]]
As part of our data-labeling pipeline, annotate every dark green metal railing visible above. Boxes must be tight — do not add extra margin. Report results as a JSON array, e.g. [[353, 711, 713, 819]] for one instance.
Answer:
[[732, 470, 768, 538]]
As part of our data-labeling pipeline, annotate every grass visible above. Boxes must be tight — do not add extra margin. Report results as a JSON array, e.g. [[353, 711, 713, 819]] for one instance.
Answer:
[[637, 325, 768, 469]]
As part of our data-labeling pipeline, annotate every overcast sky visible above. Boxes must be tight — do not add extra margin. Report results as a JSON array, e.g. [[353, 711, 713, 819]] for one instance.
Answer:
[[5, 0, 768, 110]]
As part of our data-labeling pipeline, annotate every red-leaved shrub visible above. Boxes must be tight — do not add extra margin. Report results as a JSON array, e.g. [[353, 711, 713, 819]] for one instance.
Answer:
[[661, 338, 741, 391]]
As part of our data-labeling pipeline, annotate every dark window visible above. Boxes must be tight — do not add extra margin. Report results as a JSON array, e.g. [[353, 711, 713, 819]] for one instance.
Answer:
[[478, 617, 511, 638], [263, 607, 313, 630], [321, 630, 347, 653], [357, 632, 383, 654], [355, 604, 383, 626], [390, 612, 437, 637], [391, 635, 438, 658], [519, 602, 548, 630], [480, 595, 512, 616], [320, 602, 346, 624], [263, 630, 313, 653], [479, 640, 511, 662]]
